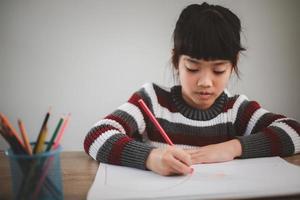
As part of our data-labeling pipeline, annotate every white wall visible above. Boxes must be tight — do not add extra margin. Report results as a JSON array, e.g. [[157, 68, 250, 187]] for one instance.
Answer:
[[0, 0, 299, 151]]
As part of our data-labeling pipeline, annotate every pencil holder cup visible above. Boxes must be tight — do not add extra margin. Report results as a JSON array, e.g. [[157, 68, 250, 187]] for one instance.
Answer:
[[5, 143, 64, 200]]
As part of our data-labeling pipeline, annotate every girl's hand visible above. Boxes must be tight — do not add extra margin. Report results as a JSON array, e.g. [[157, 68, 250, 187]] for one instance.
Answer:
[[185, 139, 242, 164], [146, 146, 193, 176]]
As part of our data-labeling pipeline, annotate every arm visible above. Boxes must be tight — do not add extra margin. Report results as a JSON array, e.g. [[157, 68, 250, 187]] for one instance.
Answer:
[[186, 97, 300, 164], [234, 100, 300, 158], [84, 87, 193, 174], [84, 91, 154, 170], [185, 139, 242, 164]]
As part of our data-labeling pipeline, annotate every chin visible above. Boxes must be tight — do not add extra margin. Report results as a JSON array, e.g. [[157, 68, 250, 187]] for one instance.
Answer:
[[199, 105, 211, 110], [194, 101, 212, 110]]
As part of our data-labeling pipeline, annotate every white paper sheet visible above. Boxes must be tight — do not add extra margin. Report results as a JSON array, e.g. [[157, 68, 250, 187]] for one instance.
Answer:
[[87, 157, 300, 200]]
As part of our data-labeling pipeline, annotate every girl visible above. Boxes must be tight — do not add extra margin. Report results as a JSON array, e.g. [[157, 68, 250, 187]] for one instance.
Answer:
[[84, 2, 300, 176]]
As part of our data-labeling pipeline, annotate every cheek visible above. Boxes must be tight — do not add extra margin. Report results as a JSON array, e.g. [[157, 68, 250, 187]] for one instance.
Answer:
[[181, 73, 196, 87], [215, 76, 231, 89]]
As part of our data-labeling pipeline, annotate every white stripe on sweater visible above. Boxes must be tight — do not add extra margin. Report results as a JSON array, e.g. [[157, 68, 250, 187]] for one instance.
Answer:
[[245, 108, 269, 136], [93, 119, 126, 134], [118, 102, 146, 134], [143, 83, 247, 127], [270, 122, 300, 153], [89, 129, 121, 159], [228, 95, 248, 124], [275, 117, 297, 123], [147, 141, 199, 149]]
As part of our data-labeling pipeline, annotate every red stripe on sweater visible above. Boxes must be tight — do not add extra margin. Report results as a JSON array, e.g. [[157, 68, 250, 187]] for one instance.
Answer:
[[155, 87, 177, 112], [128, 90, 176, 120], [128, 93, 154, 127], [84, 126, 119, 153], [128, 93, 152, 125], [239, 101, 261, 135], [263, 128, 281, 155], [106, 115, 131, 135], [223, 97, 236, 112], [128, 93, 142, 105], [253, 114, 285, 133], [108, 137, 132, 165]]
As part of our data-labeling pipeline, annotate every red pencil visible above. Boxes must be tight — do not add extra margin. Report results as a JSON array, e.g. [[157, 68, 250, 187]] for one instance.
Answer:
[[53, 113, 70, 149], [138, 99, 174, 145]]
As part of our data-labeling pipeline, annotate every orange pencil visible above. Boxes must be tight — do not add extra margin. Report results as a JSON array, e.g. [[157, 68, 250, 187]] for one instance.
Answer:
[[0, 113, 25, 149], [18, 119, 32, 155]]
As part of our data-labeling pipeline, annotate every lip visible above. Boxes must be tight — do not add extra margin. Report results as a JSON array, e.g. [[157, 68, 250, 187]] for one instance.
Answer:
[[195, 91, 213, 100]]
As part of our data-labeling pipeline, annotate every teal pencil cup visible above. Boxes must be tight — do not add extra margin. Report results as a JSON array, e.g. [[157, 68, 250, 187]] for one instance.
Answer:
[[5, 144, 64, 200]]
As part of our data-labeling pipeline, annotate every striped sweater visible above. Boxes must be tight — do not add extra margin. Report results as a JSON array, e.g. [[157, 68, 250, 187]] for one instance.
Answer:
[[84, 83, 300, 169]]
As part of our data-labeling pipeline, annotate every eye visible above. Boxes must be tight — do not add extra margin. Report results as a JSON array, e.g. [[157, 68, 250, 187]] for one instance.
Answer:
[[185, 66, 198, 73], [214, 71, 226, 75]]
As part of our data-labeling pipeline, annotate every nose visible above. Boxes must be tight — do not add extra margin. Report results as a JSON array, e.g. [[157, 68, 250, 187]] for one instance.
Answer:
[[197, 73, 212, 88]]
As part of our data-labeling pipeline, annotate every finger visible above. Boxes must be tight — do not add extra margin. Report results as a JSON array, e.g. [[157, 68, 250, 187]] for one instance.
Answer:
[[173, 149, 192, 166], [170, 156, 193, 175]]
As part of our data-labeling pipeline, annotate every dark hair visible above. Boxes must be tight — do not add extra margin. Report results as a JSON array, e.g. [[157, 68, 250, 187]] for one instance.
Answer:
[[172, 2, 245, 76]]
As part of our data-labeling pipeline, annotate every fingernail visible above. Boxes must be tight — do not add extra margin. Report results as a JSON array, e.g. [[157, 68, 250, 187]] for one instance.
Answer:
[[190, 167, 194, 174]]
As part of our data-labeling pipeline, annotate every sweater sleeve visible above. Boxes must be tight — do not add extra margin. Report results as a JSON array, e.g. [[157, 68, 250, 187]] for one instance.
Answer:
[[233, 97, 300, 158], [83, 90, 154, 170]]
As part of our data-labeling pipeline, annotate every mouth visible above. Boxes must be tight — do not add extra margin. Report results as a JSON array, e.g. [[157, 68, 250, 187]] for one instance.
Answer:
[[195, 91, 213, 99]]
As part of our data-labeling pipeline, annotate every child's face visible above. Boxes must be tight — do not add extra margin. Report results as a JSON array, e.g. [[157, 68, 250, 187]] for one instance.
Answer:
[[178, 55, 233, 110]]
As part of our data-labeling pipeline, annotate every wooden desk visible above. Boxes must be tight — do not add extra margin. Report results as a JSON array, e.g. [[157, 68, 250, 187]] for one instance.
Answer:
[[0, 152, 300, 200]]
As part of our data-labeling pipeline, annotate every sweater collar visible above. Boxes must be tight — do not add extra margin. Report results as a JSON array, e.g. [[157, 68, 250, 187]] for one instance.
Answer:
[[171, 85, 227, 120]]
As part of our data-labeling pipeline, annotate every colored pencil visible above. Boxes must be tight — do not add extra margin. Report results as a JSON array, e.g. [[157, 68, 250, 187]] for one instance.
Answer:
[[138, 99, 174, 145], [53, 113, 70, 149], [35, 127, 48, 153], [0, 113, 26, 149], [0, 110, 63, 199], [33, 109, 50, 154], [45, 117, 63, 152], [18, 119, 32, 155], [33, 114, 71, 199], [32, 156, 54, 200]]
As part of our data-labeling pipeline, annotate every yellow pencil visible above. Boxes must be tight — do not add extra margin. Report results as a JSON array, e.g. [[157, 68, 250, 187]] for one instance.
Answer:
[[18, 119, 32, 155], [33, 109, 50, 154], [35, 126, 48, 153]]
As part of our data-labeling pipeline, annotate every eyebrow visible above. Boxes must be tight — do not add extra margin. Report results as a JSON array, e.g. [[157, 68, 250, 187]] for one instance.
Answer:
[[185, 58, 200, 64], [185, 58, 229, 65]]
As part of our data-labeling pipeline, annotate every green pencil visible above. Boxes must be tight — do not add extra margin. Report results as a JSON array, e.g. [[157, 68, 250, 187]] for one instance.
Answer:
[[45, 117, 63, 152]]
